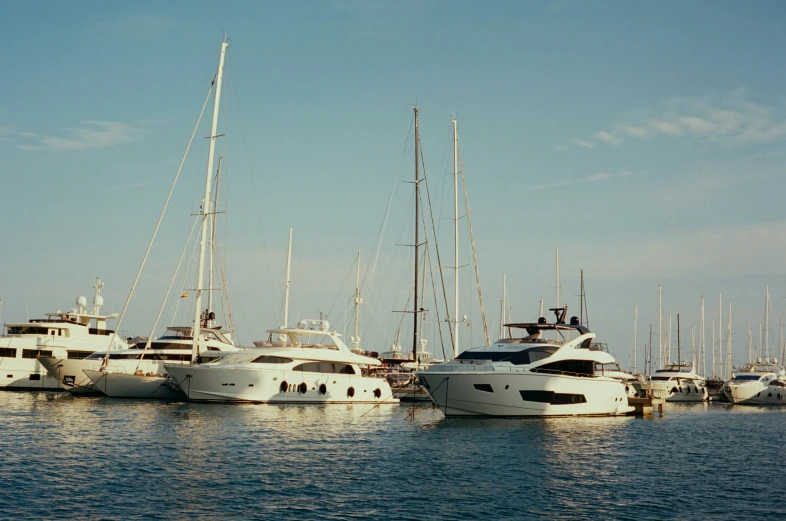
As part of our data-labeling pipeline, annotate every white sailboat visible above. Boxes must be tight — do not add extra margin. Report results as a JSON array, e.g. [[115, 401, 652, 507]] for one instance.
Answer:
[[81, 39, 240, 398]]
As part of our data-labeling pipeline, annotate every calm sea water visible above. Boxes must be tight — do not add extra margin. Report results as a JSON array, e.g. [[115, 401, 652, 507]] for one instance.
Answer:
[[0, 392, 783, 520]]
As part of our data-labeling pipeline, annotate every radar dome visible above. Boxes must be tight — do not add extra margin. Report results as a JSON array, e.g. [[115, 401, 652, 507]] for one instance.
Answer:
[[93, 295, 104, 308], [76, 296, 88, 308]]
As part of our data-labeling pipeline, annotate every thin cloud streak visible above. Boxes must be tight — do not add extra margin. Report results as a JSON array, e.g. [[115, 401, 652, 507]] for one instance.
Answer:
[[16, 121, 138, 152]]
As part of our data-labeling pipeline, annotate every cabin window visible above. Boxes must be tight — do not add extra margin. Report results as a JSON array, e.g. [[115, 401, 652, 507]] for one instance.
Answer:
[[8, 326, 50, 335], [251, 355, 293, 364], [531, 359, 594, 377], [473, 383, 494, 393], [0, 348, 16, 358], [22, 350, 52, 359], [29, 374, 41, 381], [519, 390, 587, 404], [292, 362, 355, 374]]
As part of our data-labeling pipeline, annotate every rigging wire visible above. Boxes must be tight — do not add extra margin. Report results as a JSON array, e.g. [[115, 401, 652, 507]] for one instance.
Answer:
[[100, 81, 215, 367]]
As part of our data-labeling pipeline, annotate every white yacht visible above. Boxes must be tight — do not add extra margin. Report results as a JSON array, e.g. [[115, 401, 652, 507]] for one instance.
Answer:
[[722, 358, 786, 405], [641, 364, 708, 402], [0, 277, 127, 391], [165, 319, 398, 404], [416, 309, 633, 417], [39, 320, 240, 397]]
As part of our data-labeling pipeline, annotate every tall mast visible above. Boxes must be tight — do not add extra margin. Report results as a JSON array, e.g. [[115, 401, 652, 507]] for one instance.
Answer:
[[207, 155, 222, 328], [412, 106, 420, 362], [192, 39, 228, 362], [351, 247, 363, 351], [452, 116, 459, 358], [718, 293, 723, 378], [555, 249, 560, 309], [658, 285, 663, 369], [579, 268, 580, 322], [700, 296, 705, 377], [747, 323, 753, 363], [283, 227, 293, 328], [648, 325, 653, 377], [667, 314, 672, 365], [539, 298, 544, 319], [711, 319, 716, 378], [631, 304, 638, 373], [677, 313, 681, 365], [499, 273, 507, 339], [726, 302, 732, 380], [764, 288, 770, 358]]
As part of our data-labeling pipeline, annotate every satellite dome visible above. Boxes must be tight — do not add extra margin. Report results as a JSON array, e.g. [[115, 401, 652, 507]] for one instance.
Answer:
[[93, 295, 104, 308], [76, 296, 87, 308]]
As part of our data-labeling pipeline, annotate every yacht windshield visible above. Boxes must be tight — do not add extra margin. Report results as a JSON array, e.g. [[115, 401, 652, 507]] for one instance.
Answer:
[[456, 346, 558, 365], [732, 374, 762, 382]]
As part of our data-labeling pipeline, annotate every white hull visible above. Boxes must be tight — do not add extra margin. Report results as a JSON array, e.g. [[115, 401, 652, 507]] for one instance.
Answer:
[[39, 357, 175, 395], [723, 383, 786, 405], [418, 371, 632, 417], [83, 370, 183, 399], [642, 381, 708, 402], [0, 357, 62, 391], [167, 365, 397, 404]]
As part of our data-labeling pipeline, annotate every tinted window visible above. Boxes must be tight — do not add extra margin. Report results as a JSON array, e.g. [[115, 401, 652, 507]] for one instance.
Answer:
[[67, 351, 94, 360], [457, 346, 558, 365], [519, 390, 587, 404], [473, 383, 494, 393], [732, 374, 762, 382], [0, 348, 16, 358], [251, 355, 293, 364], [531, 359, 594, 377], [22, 350, 52, 359]]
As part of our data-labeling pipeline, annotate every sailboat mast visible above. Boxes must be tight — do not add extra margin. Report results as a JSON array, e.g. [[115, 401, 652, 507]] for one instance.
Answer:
[[632, 304, 638, 373], [283, 227, 293, 328], [555, 249, 560, 309], [452, 117, 459, 358], [580, 269, 585, 325], [412, 106, 420, 362], [192, 40, 228, 362], [207, 155, 222, 328], [499, 273, 506, 339], [352, 247, 363, 351], [765, 285, 770, 358], [718, 293, 723, 379], [677, 313, 681, 365], [700, 296, 705, 377], [658, 285, 663, 368]]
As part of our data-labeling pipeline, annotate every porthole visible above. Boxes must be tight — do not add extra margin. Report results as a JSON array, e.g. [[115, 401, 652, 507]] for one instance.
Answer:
[[768, 392, 773, 398], [505, 385, 509, 390], [279, 381, 288, 393], [319, 383, 327, 395], [299, 382, 307, 394], [373, 388, 381, 398], [347, 386, 355, 398]]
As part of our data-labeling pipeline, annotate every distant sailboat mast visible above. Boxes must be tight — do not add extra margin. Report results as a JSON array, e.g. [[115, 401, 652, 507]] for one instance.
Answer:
[[192, 39, 228, 363], [452, 116, 460, 359], [412, 106, 421, 363], [351, 247, 363, 351], [283, 228, 293, 329]]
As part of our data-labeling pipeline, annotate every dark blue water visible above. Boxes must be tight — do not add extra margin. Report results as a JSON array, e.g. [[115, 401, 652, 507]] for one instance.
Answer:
[[0, 393, 782, 520]]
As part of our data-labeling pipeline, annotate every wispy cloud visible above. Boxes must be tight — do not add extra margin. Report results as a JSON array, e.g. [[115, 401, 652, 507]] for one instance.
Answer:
[[529, 170, 634, 191], [594, 131, 620, 146], [603, 91, 786, 147], [557, 90, 786, 151], [568, 138, 595, 149], [106, 181, 154, 192], [17, 121, 138, 152], [552, 145, 567, 152]]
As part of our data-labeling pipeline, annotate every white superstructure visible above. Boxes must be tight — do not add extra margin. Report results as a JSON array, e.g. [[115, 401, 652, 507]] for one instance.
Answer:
[[0, 277, 127, 390], [39, 323, 239, 397], [416, 308, 632, 417], [722, 358, 786, 405], [166, 319, 398, 404], [641, 364, 708, 402]]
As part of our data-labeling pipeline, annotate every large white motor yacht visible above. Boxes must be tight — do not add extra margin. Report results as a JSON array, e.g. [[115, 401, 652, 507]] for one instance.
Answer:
[[416, 308, 633, 417], [0, 277, 127, 391], [722, 358, 786, 405], [641, 364, 708, 402], [40, 322, 240, 398], [165, 319, 398, 404]]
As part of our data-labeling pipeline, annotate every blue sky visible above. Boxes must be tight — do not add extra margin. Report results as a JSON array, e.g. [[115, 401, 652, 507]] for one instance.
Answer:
[[2, 1, 786, 373]]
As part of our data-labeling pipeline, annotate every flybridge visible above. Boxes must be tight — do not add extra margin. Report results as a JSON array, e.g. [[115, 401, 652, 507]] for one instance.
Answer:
[[503, 306, 592, 337]]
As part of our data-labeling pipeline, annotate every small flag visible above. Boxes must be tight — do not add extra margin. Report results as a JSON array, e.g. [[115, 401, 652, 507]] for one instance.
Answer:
[[180, 292, 189, 298]]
